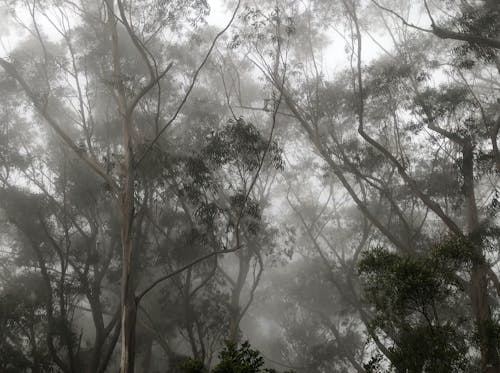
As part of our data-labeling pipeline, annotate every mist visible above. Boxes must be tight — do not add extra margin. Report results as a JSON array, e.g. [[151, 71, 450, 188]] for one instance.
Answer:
[[0, 0, 499, 372]]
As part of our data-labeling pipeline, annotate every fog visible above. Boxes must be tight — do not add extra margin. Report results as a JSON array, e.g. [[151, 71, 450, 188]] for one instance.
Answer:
[[0, 0, 499, 372]]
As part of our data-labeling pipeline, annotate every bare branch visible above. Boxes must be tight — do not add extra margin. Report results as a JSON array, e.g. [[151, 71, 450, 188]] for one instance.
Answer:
[[345, 0, 464, 236], [371, 0, 500, 49], [370, 0, 433, 33], [136, 245, 244, 303], [0, 58, 119, 193], [135, 0, 242, 167]]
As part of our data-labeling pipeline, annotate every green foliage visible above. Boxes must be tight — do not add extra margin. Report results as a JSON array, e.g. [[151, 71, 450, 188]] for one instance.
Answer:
[[358, 242, 476, 372], [203, 117, 284, 172], [0, 343, 32, 373], [179, 358, 209, 373], [212, 341, 266, 373], [130, 0, 209, 31], [179, 341, 293, 373], [415, 85, 473, 124], [0, 273, 54, 372], [173, 117, 283, 235], [390, 324, 469, 372], [363, 353, 384, 373], [451, 1, 500, 66]]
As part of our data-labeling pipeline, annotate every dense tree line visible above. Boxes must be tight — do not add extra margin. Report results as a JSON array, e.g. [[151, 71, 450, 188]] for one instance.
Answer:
[[0, 0, 499, 372]]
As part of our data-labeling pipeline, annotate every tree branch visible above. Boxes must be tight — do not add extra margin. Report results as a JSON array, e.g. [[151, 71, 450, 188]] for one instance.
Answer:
[[432, 25, 500, 50], [371, 0, 500, 50], [135, 0, 242, 167], [371, 0, 433, 33], [0, 58, 119, 193], [135, 245, 244, 303]]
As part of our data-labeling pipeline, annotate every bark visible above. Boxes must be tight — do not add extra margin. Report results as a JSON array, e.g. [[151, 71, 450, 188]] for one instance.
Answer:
[[87, 290, 106, 372], [96, 316, 121, 373], [104, 1, 139, 370], [118, 123, 137, 373], [463, 139, 499, 373], [491, 115, 500, 172], [184, 269, 201, 361], [431, 26, 500, 50], [228, 252, 251, 343], [119, 209, 137, 373]]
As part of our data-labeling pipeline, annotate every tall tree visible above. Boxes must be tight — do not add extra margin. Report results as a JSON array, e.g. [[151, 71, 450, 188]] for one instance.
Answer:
[[0, 0, 243, 371]]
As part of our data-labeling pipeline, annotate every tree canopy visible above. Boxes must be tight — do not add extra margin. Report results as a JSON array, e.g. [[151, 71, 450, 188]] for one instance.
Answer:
[[1, 0, 500, 372]]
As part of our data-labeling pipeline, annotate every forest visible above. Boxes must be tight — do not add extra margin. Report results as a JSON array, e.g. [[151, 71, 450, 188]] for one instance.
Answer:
[[0, 0, 499, 372]]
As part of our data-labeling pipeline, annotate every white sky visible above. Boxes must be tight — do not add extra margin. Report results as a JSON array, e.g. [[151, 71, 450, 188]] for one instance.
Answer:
[[0, 0, 404, 72], [207, 0, 232, 27]]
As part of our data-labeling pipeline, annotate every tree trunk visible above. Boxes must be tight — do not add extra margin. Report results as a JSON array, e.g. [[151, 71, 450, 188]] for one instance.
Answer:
[[119, 129, 137, 373], [184, 269, 201, 361], [119, 168, 137, 373], [119, 287, 137, 373], [88, 293, 105, 373], [463, 139, 499, 372], [228, 253, 251, 343], [105, 0, 138, 370]]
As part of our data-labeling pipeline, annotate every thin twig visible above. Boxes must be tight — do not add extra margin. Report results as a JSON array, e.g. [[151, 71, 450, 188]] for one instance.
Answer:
[[135, 0, 242, 168]]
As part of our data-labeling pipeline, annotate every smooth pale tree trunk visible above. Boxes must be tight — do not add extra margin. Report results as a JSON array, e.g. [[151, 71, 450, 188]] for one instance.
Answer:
[[105, 1, 138, 370], [463, 139, 499, 372]]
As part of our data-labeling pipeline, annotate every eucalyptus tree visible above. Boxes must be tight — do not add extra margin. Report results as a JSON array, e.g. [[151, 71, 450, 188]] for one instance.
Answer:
[[349, 1, 500, 370], [134, 114, 283, 368], [0, 0, 246, 371], [231, 0, 500, 370]]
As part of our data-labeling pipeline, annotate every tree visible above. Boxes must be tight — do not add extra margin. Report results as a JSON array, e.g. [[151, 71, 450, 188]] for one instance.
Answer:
[[179, 341, 294, 373], [0, 0, 245, 371], [232, 0, 500, 370], [359, 243, 475, 371], [3, 0, 500, 371]]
